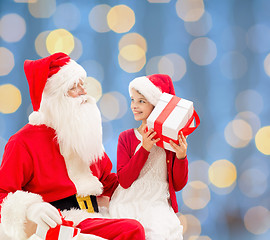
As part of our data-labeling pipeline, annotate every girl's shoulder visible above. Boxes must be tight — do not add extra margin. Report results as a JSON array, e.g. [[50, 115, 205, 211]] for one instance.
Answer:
[[119, 128, 135, 139]]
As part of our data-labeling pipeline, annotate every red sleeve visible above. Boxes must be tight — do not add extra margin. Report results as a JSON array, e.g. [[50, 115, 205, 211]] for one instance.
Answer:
[[117, 131, 150, 189], [171, 154, 188, 191], [0, 139, 33, 217], [91, 153, 118, 198]]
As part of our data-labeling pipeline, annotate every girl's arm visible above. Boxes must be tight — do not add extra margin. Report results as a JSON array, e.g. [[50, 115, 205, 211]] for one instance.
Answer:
[[171, 155, 188, 191], [169, 132, 189, 191], [117, 132, 150, 189]]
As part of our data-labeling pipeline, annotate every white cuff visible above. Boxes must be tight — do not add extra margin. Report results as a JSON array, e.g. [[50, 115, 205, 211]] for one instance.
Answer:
[[1, 190, 43, 240]]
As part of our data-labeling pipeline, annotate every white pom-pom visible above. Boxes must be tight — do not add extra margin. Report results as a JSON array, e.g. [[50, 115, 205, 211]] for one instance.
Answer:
[[28, 111, 45, 125]]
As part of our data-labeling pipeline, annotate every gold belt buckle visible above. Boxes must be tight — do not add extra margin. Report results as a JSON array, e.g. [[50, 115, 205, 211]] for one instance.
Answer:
[[76, 195, 95, 213]]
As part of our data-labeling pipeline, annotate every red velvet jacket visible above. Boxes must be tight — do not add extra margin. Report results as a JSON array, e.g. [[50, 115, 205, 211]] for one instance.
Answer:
[[116, 129, 188, 213], [0, 124, 118, 218]]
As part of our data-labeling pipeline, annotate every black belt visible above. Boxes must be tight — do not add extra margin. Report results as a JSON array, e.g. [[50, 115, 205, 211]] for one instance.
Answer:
[[50, 194, 99, 213]]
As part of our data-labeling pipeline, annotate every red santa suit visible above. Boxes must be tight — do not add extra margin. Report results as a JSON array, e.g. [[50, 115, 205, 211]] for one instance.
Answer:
[[0, 53, 145, 240]]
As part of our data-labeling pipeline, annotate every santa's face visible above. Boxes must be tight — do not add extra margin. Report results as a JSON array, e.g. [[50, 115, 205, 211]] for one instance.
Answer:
[[39, 81, 104, 165], [67, 79, 87, 99]]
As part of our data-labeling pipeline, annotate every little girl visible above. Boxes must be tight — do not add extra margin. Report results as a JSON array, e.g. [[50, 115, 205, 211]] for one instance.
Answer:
[[109, 74, 188, 239]]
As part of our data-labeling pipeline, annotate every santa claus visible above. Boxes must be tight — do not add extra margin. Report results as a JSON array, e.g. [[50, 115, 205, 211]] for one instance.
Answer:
[[0, 52, 145, 240]]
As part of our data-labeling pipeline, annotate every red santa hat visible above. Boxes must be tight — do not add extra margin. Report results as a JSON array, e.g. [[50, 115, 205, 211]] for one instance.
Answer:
[[24, 52, 86, 111], [129, 74, 175, 106]]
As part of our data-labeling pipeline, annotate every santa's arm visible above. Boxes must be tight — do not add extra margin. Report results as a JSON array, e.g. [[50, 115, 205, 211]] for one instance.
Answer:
[[0, 140, 42, 239], [92, 153, 118, 198]]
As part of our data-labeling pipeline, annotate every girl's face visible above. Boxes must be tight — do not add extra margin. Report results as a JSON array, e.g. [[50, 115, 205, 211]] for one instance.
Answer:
[[130, 88, 154, 123]]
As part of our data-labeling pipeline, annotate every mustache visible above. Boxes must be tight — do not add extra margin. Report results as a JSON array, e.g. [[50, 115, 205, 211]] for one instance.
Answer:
[[69, 94, 95, 105]]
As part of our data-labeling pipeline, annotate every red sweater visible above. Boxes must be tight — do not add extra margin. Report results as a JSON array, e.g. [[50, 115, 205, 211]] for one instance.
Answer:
[[116, 129, 188, 213], [0, 124, 118, 216]]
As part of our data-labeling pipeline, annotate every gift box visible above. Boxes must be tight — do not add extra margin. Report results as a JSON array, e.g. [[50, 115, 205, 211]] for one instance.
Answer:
[[147, 92, 200, 152], [35, 211, 80, 240]]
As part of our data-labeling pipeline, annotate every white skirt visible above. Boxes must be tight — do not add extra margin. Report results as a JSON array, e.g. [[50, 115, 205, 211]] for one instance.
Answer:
[[109, 179, 183, 240]]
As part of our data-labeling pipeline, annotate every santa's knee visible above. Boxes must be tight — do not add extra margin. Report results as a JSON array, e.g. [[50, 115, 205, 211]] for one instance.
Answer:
[[124, 219, 145, 239]]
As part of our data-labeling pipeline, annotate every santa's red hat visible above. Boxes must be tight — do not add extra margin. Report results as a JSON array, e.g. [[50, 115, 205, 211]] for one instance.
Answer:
[[24, 52, 86, 111], [129, 74, 175, 106]]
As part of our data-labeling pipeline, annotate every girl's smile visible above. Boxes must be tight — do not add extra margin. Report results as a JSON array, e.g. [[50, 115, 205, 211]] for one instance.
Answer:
[[130, 88, 154, 124]]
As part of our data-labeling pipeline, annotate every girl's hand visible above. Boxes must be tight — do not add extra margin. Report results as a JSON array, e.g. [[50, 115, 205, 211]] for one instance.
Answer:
[[169, 131, 188, 159], [140, 124, 160, 152]]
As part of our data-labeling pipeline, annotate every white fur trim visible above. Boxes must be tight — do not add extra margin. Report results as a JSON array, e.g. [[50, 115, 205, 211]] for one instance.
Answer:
[[64, 155, 103, 197], [61, 208, 107, 227], [45, 59, 87, 97], [0, 224, 12, 240], [77, 233, 107, 240], [129, 76, 162, 106], [1, 191, 43, 240]]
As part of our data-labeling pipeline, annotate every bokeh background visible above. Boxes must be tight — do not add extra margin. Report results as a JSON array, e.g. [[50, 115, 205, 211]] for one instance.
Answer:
[[1, 0, 270, 239]]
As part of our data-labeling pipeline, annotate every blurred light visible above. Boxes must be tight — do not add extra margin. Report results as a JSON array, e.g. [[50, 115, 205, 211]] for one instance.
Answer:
[[0, 84, 22, 114], [178, 214, 201, 239], [0, 14, 26, 42], [189, 160, 210, 184], [118, 53, 146, 73], [159, 54, 187, 82], [53, 3, 80, 31], [246, 24, 270, 53], [119, 33, 147, 52], [235, 90, 263, 115], [209, 159, 237, 188], [224, 119, 253, 148], [107, 5, 135, 33], [89, 4, 111, 33], [0, 48, 15, 76], [81, 60, 104, 83], [221, 26, 246, 52], [28, 0, 56, 18], [189, 236, 211, 240], [263, 53, 270, 77], [148, 0, 170, 3], [220, 51, 248, 79], [84, 77, 102, 102], [120, 45, 145, 61], [99, 92, 128, 121], [176, 0, 205, 22], [182, 181, 211, 210], [209, 181, 236, 195], [35, 31, 50, 57], [158, 55, 174, 76], [146, 56, 163, 75], [14, 0, 37, 2], [184, 11, 212, 37], [189, 37, 217, 65], [46, 29, 74, 55], [239, 168, 267, 198], [255, 126, 270, 155], [235, 111, 261, 138], [118, 33, 147, 73], [244, 206, 270, 235], [69, 37, 83, 61]]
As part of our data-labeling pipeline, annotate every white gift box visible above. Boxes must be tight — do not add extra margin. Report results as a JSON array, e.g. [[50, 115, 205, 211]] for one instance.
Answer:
[[35, 224, 80, 240], [147, 92, 199, 152]]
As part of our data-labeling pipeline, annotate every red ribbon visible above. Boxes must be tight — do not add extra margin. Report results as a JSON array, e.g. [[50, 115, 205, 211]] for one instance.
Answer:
[[154, 95, 200, 148], [45, 210, 79, 239]]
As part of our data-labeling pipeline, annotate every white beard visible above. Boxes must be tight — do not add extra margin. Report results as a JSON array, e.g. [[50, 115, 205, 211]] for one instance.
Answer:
[[40, 94, 104, 165]]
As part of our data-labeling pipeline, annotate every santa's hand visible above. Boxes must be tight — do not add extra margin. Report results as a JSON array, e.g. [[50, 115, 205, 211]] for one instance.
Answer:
[[26, 202, 62, 229]]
